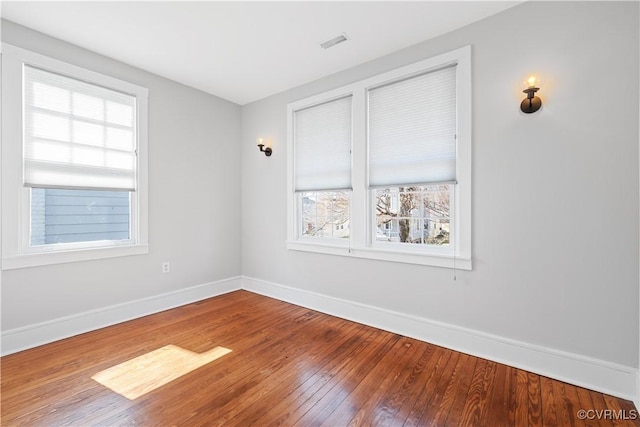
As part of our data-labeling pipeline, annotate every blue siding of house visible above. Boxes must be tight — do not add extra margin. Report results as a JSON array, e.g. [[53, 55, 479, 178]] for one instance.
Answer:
[[31, 188, 130, 245]]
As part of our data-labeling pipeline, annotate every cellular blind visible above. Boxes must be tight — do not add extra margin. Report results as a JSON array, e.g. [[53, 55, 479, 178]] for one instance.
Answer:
[[368, 64, 457, 187], [23, 65, 137, 191], [294, 96, 352, 192]]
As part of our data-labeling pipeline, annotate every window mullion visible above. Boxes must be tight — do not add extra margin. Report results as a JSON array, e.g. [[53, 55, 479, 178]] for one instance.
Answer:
[[350, 89, 367, 250]]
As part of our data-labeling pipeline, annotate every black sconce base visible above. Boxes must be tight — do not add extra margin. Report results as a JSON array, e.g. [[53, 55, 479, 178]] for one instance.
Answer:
[[520, 96, 542, 114], [258, 144, 272, 156], [521, 85, 542, 114]]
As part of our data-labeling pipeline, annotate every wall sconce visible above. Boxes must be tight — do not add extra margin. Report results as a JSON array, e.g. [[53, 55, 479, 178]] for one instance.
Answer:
[[520, 75, 542, 114], [257, 138, 272, 157]]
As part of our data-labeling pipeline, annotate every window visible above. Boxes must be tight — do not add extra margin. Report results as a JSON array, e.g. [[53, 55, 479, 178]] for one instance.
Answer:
[[1, 44, 149, 269], [287, 46, 471, 269], [375, 185, 452, 246], [300, 191, 350, 239], [293, 95, 352, 241]]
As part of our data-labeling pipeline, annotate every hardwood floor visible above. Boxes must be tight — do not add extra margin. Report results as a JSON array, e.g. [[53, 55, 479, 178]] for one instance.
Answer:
[[1, 290, 637, 426]]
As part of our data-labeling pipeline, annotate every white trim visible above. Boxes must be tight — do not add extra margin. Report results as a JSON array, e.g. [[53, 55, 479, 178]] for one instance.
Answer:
[[1, 43, 149, 270], [242, 275, 637, 401], [286, 46, 472, 269], [2, 243, 149, 270], [287, 240, 471, 270], [0, 276, 241, 356], [2, 43, 147, 97]]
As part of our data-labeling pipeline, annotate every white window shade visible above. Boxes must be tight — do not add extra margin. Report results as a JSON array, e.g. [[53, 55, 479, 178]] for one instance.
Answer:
[[368, 64, 457, 187], [294, 96, 352, 192], [24, 65, 137, 191]]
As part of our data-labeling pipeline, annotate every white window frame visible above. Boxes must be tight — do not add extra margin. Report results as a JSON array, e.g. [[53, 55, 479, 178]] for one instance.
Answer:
[[287, 46, 471, 270], [1, 44, 149, 269]]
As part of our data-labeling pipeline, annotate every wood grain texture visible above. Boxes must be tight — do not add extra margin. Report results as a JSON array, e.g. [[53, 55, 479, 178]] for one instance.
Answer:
[[1, 290, 638, 426], [91, 344, 232, 399]]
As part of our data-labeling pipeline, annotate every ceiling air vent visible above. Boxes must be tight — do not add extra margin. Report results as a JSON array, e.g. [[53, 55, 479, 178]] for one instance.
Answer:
[[319, 33, 349, 50]]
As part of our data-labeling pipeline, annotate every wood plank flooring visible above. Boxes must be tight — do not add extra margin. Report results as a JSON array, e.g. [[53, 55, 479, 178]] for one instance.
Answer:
[[1, 290, 638, 426]]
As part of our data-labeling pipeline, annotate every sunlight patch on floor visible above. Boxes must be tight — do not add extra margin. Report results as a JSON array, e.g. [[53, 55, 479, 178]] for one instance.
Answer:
[[91, 344, 232, 400]]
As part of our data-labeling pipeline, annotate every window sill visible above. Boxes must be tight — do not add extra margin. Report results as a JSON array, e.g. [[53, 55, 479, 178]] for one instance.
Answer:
[[287, 240, 471, 270], [1, 243, 149, 270]]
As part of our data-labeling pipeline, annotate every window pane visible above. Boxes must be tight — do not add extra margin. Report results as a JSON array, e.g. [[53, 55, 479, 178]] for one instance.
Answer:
[[24, 65, 137, 191], [72, 120, 104, 147], [300, 191, 350, 238], [106, 101, 134, 126], [72, 92, 104, 121], [375, 185, 450, 245], [294, 96, 352, 192], [32, 82, 70, 114], [30, 188, 130, 246], [368, 65, 457, 187]]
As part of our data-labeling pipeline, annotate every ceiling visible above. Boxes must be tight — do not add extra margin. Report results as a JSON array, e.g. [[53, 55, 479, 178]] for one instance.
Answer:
[[1, 1, 521, 105]]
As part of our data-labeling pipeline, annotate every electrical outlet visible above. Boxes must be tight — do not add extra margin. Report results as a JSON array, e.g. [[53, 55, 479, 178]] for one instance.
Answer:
[[162, 262, 170, 273]]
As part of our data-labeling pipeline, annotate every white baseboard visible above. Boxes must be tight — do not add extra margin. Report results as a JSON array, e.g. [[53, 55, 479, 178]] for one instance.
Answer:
[[1, 276, 241, 356], [242, 275, 638, 403], [2, 274, 636, 404]]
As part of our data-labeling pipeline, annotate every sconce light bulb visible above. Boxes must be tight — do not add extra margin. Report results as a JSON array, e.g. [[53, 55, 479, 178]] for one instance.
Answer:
[[258, 138, 263, 145], [527, 76, 537, 87]]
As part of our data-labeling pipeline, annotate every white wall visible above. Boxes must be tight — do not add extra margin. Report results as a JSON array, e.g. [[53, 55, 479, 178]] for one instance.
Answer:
[[241, 0, 639, 371], [0, 0, 638, 401], [1, 20, 242, 331]]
